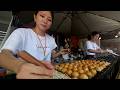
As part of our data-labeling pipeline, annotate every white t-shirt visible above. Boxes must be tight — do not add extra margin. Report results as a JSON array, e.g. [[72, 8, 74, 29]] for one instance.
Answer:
[[86, 41, 100, 55], [1, 28, 57, 61]]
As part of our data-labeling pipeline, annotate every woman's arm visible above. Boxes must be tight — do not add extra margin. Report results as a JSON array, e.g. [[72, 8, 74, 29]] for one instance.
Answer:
[[0, 49, 26, 73], [0, 49, 54, 79], [51, 50, 61, 59], [52, 49, 70, 59], [88, 48, 107, 54]]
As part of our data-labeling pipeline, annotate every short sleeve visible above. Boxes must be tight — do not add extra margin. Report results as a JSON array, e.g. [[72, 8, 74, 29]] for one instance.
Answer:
[[1, 29, 23, 55], [95, 43, 100, 49], [51, 38, 57, 50], [86, 41, 94, 50]]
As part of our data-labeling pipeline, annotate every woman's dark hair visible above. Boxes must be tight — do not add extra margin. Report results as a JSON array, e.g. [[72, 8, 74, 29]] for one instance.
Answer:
[[87, 34, 91, 40], [91, 31, 99, 37], [34, 11, 54, 19], [87, 31, 100, 40]]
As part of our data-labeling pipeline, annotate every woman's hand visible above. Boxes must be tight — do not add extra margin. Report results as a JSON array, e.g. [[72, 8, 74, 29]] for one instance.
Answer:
[[100, 49, 108, 54], [59, 49, 70, 55], [16, 62, 54, 79], [106, 49, 114, 54], [40, 61, 54, 70]]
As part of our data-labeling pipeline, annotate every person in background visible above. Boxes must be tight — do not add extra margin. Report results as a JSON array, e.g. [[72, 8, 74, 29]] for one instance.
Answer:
[[85, 31, 108, 59], [0, 11, 69, 79]]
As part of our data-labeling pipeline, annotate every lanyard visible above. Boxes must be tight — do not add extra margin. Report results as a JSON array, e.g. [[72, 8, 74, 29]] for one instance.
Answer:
[[37, 34, 46, 56]]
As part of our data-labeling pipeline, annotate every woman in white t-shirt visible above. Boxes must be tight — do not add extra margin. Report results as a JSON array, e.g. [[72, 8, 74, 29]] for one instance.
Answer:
[[0, 11, 70, 79], [85, 31, 108, 59]]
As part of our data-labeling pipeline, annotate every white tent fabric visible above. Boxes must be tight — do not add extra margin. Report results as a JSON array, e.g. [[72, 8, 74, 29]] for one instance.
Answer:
[[51, 11, 120, 42], [51, 11, 120, 39]]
